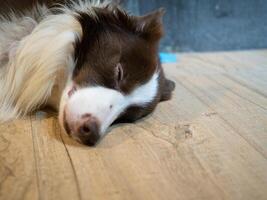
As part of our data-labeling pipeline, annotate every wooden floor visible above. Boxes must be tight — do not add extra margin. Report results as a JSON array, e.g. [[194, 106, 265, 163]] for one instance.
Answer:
[[1, 50, 267, 200]]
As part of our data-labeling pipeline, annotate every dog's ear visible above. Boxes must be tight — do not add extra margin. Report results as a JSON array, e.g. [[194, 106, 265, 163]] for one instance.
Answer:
[[135, 8, 165, 41], [160, 78, 175, 102]]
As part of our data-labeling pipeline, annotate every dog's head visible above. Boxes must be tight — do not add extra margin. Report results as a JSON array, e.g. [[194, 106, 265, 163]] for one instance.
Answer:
[[59, 4, 175, 146]]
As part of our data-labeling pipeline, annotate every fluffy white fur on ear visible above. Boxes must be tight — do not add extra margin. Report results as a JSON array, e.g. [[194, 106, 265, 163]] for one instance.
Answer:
[[0, 10, 82, 121], [57, 0, 112, 15]]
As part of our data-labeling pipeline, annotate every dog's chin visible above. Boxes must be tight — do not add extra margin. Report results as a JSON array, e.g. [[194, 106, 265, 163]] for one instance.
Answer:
[[58, 104, 80, 144]]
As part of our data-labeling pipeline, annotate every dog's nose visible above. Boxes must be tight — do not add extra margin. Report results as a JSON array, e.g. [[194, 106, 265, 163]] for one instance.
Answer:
[[77, 115, 100, 146]]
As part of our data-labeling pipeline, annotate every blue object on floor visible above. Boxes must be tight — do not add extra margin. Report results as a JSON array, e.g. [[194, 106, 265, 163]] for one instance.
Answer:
[[159, 53, 177, 63]]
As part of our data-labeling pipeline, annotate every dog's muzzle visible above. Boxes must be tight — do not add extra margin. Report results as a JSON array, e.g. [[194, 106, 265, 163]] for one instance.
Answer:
[[61, 85, 126, 146]]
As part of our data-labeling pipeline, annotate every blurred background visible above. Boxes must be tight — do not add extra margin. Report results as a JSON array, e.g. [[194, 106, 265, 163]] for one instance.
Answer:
[[1, 0, 267, 52], [122, 0, 267, 52]]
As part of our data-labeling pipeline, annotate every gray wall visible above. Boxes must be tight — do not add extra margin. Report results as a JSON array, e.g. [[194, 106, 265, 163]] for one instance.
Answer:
[[1, 0, 266, 52], [122, 0, 267, 52]]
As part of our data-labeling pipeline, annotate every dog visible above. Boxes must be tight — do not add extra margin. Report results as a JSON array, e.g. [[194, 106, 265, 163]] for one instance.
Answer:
[[0, 0, 175, 146]]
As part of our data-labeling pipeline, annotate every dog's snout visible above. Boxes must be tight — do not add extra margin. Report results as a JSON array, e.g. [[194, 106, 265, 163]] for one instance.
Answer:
[[63, 110, 101, 146], [77, 116, 100, 146]]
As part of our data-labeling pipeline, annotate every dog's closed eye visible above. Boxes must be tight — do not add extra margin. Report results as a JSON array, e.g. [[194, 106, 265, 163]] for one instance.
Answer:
[[115, 63, 124, 86]]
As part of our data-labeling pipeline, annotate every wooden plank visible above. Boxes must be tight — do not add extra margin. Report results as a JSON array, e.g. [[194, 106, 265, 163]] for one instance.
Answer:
[[183, 50, 267, 95], [176, 75, 267, 155], [171, 51, 267, 156], [0, 119, 38, 200], [29, 112, 81, 200], [0, 50, 267, 200], [153, 71, 267, 200], [59, 122, 224, 200]]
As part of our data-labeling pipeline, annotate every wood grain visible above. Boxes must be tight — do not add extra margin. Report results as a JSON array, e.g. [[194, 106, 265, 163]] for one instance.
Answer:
[[1, 50, 267, 200]]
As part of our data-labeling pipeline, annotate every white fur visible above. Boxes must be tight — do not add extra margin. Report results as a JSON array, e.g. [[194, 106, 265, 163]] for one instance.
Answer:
[[60, 72, 159, 135], [0, 13, 82, 120], [57, 0, 112, 15]]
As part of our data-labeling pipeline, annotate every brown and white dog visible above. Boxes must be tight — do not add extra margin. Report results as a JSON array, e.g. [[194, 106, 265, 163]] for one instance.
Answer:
[[0, 0, 175, 145]]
